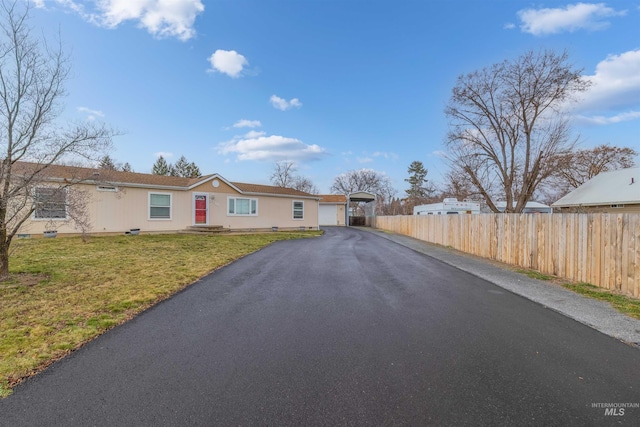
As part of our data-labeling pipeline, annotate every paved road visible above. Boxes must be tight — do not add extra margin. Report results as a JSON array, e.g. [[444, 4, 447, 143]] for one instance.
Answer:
[[1, 227, 639, 426]]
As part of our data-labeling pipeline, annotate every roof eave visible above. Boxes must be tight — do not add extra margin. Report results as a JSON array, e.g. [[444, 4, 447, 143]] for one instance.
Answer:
[[240, 191, 320, 200]]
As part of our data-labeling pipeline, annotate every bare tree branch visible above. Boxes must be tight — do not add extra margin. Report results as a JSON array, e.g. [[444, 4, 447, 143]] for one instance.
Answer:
[[444, 49, 590, 212], [0, 1, 115, 278]]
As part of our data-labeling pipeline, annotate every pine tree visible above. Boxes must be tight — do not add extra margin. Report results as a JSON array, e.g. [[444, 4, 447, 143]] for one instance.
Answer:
[[172, 156, 189, 177], [98, 155, 117, 170], [152, 156, 171, 175], [405, 161, 434, 203], [121, 162, 134, 172], [185, 162, 201, 178], [172, 155, 201, 178]]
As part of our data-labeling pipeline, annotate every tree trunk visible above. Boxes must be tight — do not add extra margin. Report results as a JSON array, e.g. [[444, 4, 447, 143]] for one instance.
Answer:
[[0, 237, 10, 280]]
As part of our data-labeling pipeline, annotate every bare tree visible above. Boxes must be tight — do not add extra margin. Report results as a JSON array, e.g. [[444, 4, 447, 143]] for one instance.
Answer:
[[552, 144, 637, 188], [270, 160, 318, 193], [439, 167, 483, 202], [444, 50, 590, 213], [537, 144, 638, 204], [292, 176, 319, 194], [331, 168, 396, 214], [270, 160, 297, 188], [0, 1, 114, 278]]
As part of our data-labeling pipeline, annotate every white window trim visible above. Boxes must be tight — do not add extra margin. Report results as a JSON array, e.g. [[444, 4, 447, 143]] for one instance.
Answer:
[[32, 187, 68, 221], [293, 200, 304, 220], [149, 192, 172, 220], [227, 196, 258, 216]]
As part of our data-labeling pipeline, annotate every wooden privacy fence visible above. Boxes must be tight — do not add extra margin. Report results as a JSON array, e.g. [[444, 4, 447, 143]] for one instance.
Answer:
[[374, 213, 640, 298]]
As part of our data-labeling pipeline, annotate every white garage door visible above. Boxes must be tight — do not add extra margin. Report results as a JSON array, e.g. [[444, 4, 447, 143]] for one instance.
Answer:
[[319, 205, 338, 226]]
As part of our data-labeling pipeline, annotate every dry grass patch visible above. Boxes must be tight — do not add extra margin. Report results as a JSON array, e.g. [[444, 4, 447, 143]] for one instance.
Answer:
[[513, 268, 640, 321], [562, 282, 640, 321], [0, 231, 321, 397]]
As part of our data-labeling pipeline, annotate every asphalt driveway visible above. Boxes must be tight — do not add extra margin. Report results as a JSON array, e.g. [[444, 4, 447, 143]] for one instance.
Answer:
[[1, 226, 639, 426]]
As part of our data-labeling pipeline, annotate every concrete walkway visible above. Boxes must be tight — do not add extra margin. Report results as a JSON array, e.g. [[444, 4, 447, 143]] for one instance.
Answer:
[[358, 226, 640, 347]]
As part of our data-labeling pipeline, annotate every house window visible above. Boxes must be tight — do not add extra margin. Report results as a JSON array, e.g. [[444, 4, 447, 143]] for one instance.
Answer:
[[34, 187, 67, 219], [97, 185, 118, 192], [610, 204, 624, 208], [293, 201, 304, 220], [149, 193, 171, 219], [228, 197, 257, 216]]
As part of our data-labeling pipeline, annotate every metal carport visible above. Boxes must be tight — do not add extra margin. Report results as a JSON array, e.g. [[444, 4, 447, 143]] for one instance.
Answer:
[[346, 191, 376, 226]]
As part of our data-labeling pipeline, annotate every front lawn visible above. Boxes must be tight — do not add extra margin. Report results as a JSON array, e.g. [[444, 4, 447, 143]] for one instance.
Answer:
[[0, 231, 321, 397]]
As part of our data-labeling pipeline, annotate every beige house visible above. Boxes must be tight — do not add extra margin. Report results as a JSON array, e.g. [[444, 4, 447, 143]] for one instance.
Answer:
[[552, 167, 640, 213], [17, 163, 320, 236], [318, 195, 347, 226]]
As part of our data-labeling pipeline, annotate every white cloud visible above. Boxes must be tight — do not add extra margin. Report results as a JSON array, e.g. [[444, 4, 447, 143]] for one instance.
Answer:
[[217, 133, 326, 162], [77, 106, 105, 121], [503, 23, 516, 30], [352, 151, 398, 164], [518, 3, 625, 36], [154, 151, 173, 158], [574, 111, 640, 125], [576, 49, 640, 114], [357, 157, 373, 163], [39, 0, 204, 41], [243, 130, 266, 139], [372, 151, 398, 160], [432, 150, 448, 159], [208, 50, 248, 78], [232, 119, 262, 128], [270, 95, 303, 111], [98, 0, 204, 40]]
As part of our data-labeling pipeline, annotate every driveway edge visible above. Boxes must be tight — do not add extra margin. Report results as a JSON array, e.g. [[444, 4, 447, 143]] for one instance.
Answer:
[[356, 227, 640, 348]]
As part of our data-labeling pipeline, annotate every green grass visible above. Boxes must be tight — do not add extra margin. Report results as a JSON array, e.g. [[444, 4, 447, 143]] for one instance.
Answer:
[[515, 268, 640, 321], [562, 282, 640, 321], [0, 231, 322, 397], [516, 269, 554, 281]]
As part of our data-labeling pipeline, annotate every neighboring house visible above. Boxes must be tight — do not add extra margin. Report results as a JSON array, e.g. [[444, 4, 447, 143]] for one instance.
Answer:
[[16, 162, 320, 236], [318, 194, 347, 226], [552, 167, 640, 213], [495, 201, 552, 214]]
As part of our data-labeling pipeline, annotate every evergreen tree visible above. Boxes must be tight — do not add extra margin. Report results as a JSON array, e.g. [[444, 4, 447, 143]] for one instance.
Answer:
[[185, 162, 201, 178], [172, 155, 201, 178], [405, 161, 434, 203], [152, 156, 171, 175], [98, 155, 117, 170], [172, 155, 189, 176], [121, 162, 134, 172]]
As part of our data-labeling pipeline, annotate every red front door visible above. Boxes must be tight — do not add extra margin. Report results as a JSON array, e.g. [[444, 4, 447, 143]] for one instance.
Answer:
[[195, 195, 207, 224]]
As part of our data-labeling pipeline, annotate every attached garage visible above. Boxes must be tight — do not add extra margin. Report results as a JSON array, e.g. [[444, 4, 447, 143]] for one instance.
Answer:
[[318, 192, 376, 226], [318, 195, 347, 226]]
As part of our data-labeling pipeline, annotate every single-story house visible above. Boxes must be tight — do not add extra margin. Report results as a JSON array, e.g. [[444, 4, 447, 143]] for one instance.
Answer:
[[552, 167, 640, 213], [318, 195, 347, 226], [495, 201, 552, 214], [14, 162, 320, 236]]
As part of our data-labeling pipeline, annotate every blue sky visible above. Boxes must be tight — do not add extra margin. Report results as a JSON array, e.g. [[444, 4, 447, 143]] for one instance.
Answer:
[[31, 0, 640, 194]]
